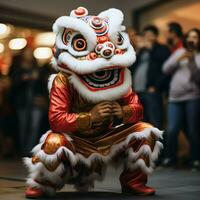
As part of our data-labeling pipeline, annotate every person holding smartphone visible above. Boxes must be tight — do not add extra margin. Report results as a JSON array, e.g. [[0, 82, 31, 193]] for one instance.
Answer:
[[162, 28, 200, 170]]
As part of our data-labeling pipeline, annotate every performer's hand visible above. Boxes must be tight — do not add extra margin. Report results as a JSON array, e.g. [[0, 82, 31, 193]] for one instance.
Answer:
[[112, 102, 123, 119], [90, 101, 112, 123], [92, 121, 106, 128]]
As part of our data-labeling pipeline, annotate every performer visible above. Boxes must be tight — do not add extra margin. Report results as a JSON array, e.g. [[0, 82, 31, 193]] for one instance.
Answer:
[[24, 7, 163, 198]]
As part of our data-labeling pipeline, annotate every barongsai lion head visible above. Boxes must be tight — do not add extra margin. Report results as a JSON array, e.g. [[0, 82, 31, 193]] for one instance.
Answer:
[[51, 7, 136, 103]]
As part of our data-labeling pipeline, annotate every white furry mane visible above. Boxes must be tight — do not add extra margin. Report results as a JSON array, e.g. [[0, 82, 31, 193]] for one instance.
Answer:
[[48, 74, 57, 93], [98, 8, 125, 41], [69, 68, 132, 103]]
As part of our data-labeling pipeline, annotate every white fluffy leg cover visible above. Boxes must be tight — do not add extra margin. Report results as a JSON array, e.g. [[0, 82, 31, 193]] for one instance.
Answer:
[[24, 157, 59, 196], [24, 127, 163, 195], [125, 128, 163, 174], [23, 131, 76, 196]]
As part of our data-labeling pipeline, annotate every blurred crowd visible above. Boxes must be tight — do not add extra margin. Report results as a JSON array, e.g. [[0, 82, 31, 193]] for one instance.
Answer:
[[0, 21, 200, 171], [128, 22, 200, 170], [0, 47, 54, 157]]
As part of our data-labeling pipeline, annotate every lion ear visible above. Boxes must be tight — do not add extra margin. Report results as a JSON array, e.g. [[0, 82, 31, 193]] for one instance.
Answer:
[[98, 8, 125, 40], [98, 8, 124, 27]]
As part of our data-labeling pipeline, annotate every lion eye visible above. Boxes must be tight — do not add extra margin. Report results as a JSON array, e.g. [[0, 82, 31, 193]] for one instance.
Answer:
[[117, 33, 124, 45], [62, 29, 71, 45], [72, 34, 87, 51]]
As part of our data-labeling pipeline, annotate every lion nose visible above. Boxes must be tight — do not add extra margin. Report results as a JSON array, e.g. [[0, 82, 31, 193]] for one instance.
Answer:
[[102, 49, 113, 58], [95, 42, 115, 59]]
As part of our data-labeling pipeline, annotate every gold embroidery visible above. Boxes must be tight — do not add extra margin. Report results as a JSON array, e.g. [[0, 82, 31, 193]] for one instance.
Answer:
[[32, 156, 40, 164], [54, 72, 69, 88], [43, 133, 63, 154]]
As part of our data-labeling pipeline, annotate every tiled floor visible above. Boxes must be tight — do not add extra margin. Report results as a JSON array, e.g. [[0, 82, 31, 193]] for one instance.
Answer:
[[0, 160, 200, 200]]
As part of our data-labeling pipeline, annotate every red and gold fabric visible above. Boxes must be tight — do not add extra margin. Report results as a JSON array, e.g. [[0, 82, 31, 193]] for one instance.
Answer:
[[49, 72, 143, 135]]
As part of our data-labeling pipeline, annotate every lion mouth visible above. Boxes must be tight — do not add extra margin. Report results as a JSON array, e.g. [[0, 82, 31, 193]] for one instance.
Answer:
[[79, 68, 124, 91]]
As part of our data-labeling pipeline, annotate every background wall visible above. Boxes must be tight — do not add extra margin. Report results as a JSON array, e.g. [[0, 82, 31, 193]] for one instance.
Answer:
[[0, 0, 159, 29], [136, 0, 200, 41], [137, 0, 200, 29]]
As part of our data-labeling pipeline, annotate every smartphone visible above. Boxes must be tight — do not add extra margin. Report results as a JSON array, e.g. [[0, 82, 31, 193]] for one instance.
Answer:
[[187, 41, 195, 51]]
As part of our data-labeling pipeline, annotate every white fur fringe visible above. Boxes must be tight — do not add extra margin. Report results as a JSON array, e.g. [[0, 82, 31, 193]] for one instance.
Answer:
[[24, 127, 163, 194]]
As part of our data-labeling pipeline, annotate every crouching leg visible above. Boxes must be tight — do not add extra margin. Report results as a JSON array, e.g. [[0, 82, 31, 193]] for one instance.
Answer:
[[24, 131, 76, 198], [120, 122, 163, 196]]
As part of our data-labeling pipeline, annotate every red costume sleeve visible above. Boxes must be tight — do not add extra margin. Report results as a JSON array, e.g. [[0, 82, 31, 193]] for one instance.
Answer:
[[121, 89, 144, 124], [49, 73, 91, 133]]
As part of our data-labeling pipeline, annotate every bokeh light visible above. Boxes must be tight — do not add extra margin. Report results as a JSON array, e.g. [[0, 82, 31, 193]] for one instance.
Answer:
[[9, 38, 27, 50], [33, 47, 52, 59]]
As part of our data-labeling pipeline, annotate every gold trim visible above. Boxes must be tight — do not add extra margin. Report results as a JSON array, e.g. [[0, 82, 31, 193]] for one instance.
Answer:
[[54, 72, 69, 88], [43, 133, 63, 154], [32, 156, 40, 164]]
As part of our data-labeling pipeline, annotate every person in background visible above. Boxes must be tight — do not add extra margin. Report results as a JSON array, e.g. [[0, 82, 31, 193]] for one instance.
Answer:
[[37, 61, 56, 135], [9, 47, 46, 155], [162, 28, 200, 170], [128, 28, 146, 54], [0, 75, 17, 158], [166, 22, 183, 53], [132, 25, 170, 129], [127, 27, 137, 49]]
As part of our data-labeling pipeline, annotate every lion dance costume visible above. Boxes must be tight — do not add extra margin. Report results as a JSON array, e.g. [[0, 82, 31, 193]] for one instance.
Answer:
[[24, 7, 163, 198]]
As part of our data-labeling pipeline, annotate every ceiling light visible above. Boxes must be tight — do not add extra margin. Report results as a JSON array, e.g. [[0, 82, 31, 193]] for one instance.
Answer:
[[33, 47, 52, 59], [0, 23, 10, 39], [9, 38, 27, 50]]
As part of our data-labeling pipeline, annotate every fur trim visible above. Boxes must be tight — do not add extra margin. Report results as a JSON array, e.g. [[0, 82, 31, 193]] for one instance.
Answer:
[[69, 68, 132, 103], [48, 74, 57, 93], [30, 131, 76, 167], [98, 8, 124, 41], [75, 127, 163, 167], [126, 141, 163, 174], [53, 16, 96, 52], [73, 169, 105, 192], [23, 158, 66, 186], [129, 159, 154, 174], [51, 57, 59, 71], [126, 127, 163, 142], [30, 127, 163, 168], [23, 157, 70, 193], [24, 127, 163, 194], [35, 146, 77, 167], [57, 45, 136, 74], [31, 143, 43, 155]]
